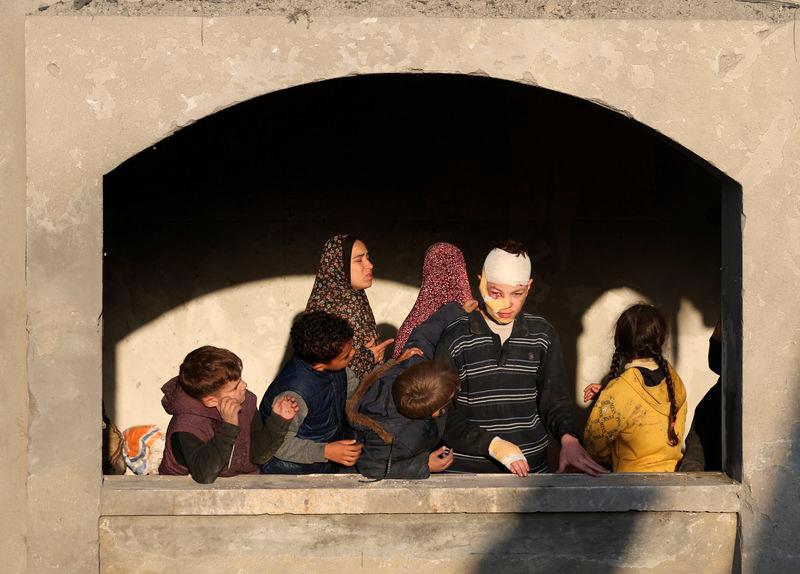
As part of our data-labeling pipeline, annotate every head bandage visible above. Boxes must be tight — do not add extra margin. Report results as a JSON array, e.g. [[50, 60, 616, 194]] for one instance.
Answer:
[[483, 248, 531, 286], [478, 249, 531, 324]]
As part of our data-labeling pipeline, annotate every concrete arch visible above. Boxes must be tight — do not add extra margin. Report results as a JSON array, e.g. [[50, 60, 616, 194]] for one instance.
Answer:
[[94, 30, 746, 185]]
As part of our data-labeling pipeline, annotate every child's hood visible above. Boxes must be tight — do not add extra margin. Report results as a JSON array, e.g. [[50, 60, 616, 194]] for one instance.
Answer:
[[357, 355, 430, 419], [161, 377, 222, 421], [618, 359, 687, 416], [357, 363, 402, 420], [350, 356, 429, 443]]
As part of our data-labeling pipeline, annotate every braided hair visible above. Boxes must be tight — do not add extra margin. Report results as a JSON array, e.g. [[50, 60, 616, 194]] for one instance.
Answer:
[[602, 349, 624, 386], [608, 303, 679, 446], [652, 352, 680, 446]]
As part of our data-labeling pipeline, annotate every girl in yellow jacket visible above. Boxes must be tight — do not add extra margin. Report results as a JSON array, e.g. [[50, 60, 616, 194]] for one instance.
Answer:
[[582, 304, 687, 472]]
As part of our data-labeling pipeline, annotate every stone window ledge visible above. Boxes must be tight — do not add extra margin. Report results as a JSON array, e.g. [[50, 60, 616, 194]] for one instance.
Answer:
[[102, 473, 739, 516]]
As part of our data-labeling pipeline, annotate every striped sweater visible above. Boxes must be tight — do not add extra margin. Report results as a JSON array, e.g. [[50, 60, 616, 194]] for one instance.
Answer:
[[435, 310, 578, 473]]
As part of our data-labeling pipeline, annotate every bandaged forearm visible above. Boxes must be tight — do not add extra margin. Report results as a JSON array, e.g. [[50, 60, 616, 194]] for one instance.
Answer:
[[488, 437, 527, 468]]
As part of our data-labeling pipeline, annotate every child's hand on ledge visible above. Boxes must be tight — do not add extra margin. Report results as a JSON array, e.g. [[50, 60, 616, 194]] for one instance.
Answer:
[[396, 346, 423, 363], [272, 395, 300, 421], [582, 383, 602, 403], [428, 446, 454, 473], [508, 460, 529, 477], [488, 437, 529, 477], [324, 439, 363, 466], [217, 396, 242, 426], [557, 434, 608, 476]]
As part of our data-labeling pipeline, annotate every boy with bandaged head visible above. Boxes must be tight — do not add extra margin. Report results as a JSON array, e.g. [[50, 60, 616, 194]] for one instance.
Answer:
[[350, 302, 530, 479], [435, 240, 607, 475]]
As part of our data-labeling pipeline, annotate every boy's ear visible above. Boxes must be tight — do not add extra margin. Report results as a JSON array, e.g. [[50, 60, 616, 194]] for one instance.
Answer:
[[311, 362, 327, 372], [201, 395, 218, 408], [526, 278, 533, 291]]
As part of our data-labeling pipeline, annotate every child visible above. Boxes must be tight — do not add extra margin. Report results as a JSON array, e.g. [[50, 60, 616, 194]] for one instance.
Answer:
[[582, 304, 688, 472], [259, 310, 364, 474], [351, 302, 530, 479], [159, 345, 298, 483], [435, 240, 605, 475]]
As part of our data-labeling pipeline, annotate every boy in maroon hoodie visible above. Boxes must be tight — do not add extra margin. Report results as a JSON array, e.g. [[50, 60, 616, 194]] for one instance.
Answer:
[[159, 345, 298, 483]]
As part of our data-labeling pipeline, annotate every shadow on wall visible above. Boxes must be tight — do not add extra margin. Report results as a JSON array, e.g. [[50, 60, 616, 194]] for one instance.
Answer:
[[469, 512, 724, 573], [750, 383, 800, 571], [275, 312, 303, 374], [103, 73, 724, 437]]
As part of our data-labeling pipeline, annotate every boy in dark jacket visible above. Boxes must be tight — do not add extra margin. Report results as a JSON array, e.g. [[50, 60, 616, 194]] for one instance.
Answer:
[[351, 302, 530, 479], [259, 311, 364, 474], [159, 345, 298, 483]]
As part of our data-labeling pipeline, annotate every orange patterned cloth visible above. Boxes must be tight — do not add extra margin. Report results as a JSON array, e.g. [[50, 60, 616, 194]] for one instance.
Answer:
[[122, 425, 165, 475]]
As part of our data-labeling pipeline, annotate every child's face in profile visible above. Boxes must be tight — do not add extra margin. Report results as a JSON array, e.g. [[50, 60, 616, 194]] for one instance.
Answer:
[[321, 340, 355, 372]]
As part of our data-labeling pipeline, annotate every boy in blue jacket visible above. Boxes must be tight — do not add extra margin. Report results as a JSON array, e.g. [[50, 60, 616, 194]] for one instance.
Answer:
[[259, 310, 363, 474]]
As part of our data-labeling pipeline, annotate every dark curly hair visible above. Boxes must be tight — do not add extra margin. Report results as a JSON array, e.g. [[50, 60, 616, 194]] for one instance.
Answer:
[[178, 346, 242, 399], [493, 239, 528, 258], [291, 310, 354, 364]]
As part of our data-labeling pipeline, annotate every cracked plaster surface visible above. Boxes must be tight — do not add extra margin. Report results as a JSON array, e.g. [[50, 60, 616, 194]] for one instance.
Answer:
[[36, 0, 799, 22]]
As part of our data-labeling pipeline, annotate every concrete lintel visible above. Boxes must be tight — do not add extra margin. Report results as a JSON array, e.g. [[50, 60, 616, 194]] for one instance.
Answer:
[[102, 473, 740, 516]]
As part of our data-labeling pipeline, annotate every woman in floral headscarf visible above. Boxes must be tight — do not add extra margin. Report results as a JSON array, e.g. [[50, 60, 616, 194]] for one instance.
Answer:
[[392, 242, 475, 359], [306, 235, 391, 379]]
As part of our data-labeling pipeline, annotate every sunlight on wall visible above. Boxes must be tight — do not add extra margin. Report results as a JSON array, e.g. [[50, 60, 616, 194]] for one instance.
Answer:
[[674, 298, 718, 433], [116, 281, 717, 440], [113, 276, 419, 431], [575, 288, 651, 413], [575, 289, 717, 439]]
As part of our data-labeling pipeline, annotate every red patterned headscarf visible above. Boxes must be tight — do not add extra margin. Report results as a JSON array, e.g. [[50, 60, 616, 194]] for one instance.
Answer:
[[393, 242, 472, 358], [306, 234, 380, 379]]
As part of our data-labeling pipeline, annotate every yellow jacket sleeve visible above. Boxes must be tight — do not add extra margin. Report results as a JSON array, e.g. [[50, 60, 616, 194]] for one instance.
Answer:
[[583, 381, 627, 466]]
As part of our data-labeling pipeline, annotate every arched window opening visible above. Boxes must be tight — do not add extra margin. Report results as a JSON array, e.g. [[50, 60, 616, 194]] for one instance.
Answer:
[[103, 73, 740, 477]]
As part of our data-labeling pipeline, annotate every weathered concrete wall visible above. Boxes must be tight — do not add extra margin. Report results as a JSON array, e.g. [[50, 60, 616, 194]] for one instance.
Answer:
[[40, 0, 797, 21], [100, 512, 738, 573], [98, 474, 740, 571], [0, 2, 37, 572], [100, 474, 743, 515], [23, 16, 800, 572]]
